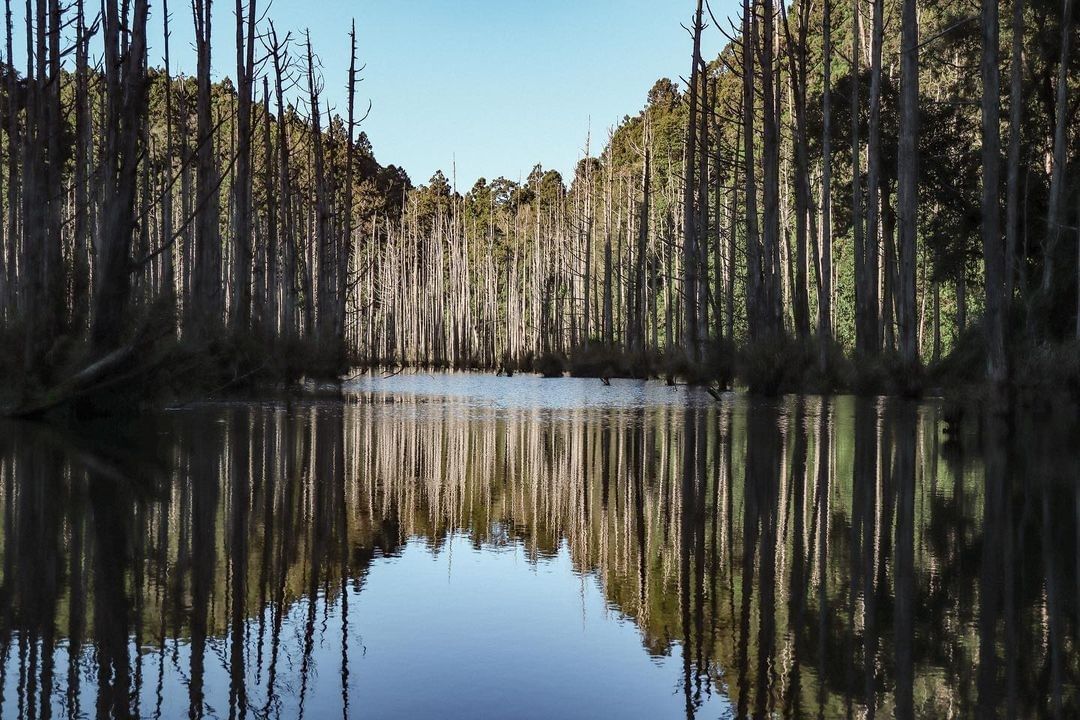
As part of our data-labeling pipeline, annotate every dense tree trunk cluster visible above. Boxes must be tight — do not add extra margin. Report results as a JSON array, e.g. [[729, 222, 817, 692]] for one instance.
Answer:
[[0, 0, 1078, 395], [363, 0, 1079, 390], [0, 0, 393, 402], [365, 1, 1080, 388]]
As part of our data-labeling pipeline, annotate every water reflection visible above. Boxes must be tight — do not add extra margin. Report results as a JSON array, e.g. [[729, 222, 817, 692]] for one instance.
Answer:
[[0, 384, 1077, 718]]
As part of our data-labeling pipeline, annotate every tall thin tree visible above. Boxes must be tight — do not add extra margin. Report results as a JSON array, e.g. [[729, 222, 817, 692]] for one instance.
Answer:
[[897, 0, 919, 370]]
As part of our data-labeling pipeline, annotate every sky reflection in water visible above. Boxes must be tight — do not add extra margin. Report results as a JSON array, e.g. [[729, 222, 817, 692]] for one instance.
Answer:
[[0, 373, 1076, 719]]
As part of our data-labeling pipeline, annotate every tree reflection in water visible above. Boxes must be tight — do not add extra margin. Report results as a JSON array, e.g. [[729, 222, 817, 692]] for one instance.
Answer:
[[0, 387, 1076, 718]]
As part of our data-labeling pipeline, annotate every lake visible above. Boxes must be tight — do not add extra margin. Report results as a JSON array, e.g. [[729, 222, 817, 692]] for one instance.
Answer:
[[0, 373, 1077, 718]]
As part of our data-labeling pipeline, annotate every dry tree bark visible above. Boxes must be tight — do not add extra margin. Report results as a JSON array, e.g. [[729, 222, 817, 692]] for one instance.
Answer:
[[897, 0, 919, 369], [191, 0, 223, 334], [682, 0, 704, 362], [819, 0, 834, 365]]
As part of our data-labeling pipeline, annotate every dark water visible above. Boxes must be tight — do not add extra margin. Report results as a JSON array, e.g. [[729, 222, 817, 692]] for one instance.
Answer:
[[0, 373, 1077, 719]]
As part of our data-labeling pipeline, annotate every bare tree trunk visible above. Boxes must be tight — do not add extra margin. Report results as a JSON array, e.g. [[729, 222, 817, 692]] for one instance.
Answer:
[[710, 81, 724, 345], [882, 184, 899, 351], [191, 0, 223, 335], [341, 20, 360, 363], [819, 0, 834, 366], [982, 0, 1006, 385], [307, 33, 334, 363], [72, 0, 92, 331], [603, 151, 614, 346], [261, 78, 278, 339], [1005, 0, 1023, 305], [583, 130, 595, 344], [864, 0, 883, 354], [160, 0, 176, 314], [230, 0, 257, 333], [0, 0, 14, 319], [42, 0, 63, 344], [933, 281, 941, 362], [851, 0, 868, 354], [1041, 0, 1073, 295], [91, 0, 150, 354], [727, 112, 739, 344], [761, 0, 783, 336], [696, 63, 710, 353], [633, 135, 650, 355], [682, 0, 704, 362], [270, 25, 297, 342], [897, 0, 919, 369], [743, 0, 764, 341], [781, 0, 811, 340], [19, 0, 44, 373]]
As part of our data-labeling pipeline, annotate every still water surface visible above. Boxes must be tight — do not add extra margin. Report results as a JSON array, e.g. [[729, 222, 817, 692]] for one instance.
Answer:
[[0, 373, 1077, 718]]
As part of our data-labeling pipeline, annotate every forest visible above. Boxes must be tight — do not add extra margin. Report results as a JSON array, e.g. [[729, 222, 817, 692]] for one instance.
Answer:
[[0, 0, 1078, 414]]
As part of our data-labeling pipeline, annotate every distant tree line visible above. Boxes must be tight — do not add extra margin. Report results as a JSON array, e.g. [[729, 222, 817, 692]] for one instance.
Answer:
[[367, 0, 1080, 393]]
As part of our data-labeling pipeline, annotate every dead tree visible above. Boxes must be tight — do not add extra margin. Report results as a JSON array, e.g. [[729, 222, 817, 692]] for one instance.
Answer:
[[72, 0, 94, 330], [981, 0, 1006, 384], [305, 32, 334, 360], [864, 0, 884, 353], [781, 0, 812, 340], [819, 0, 834, 365], [1004, 0, 1023, 304], [682, 0, 704, 362], [897, 0, 919, 369], [632, 124, 651, 355], [851, 0, 868, 354], [190, 0, 223, 335], [1041, 0, 1074, 295], [231, 0, 257, 332], [743, 0, 765, 340], [91, 0, 151, 353], [761, 0, 783, 336]]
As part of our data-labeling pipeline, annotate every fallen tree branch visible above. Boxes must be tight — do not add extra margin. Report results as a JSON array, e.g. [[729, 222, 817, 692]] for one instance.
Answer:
[[5, 323, 172, 419]]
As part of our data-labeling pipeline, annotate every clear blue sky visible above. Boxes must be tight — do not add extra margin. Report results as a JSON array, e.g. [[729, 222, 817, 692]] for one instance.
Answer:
[[42, 0, 732, 188]]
